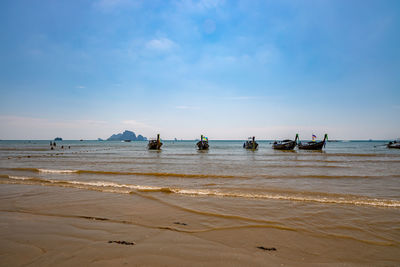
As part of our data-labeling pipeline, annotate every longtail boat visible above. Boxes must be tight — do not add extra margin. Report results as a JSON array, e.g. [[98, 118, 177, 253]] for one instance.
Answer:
[[148, 134, 162, 150], [298, 134, 328, 150], [196, 135, 209, 150], [243, 136, 258, 150], [273, 134, 299, 150], [387, 140, 400, 149]]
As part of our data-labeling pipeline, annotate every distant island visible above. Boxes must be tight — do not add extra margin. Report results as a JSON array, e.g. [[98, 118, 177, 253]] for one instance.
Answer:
[[54, 137, 62, 141], [106, 130, 147, 141]]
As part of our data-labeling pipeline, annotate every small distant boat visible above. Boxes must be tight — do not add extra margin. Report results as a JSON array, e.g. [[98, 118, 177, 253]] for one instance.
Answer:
[[54, 137, 62, 141], [298, 134, 328, 150], [123, 140, 131, 142], [148, 134, 162, 150], [273, 134, 298, 150], [196, 135, 209, 150], [387, 140, 400, 149], [243, 136, 258, 150]]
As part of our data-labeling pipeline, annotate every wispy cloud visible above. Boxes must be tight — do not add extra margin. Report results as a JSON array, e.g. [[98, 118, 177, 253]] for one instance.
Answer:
[[197, 0, 225, 9], [145, 38, 177, 51], [255, 45, 281, 65], [0, 116, 106, 128], [0, 116, 108, 139], [76, 85, 86, 89], [203, 19, 216, 34]]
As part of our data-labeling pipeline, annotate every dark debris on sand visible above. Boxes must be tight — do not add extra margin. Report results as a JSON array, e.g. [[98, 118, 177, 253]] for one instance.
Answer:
[[108, 240, 136, 246], [173, 222, 188, 226], [257, 246, 277, 251]]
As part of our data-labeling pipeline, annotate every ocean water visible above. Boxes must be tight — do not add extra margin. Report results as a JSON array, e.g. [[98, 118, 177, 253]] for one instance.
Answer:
[[1, 140, 399, 205], [0, 139, 399, 264]]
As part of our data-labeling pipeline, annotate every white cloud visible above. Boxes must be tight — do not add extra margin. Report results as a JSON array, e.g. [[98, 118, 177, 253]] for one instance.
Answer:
[[145, 38, 177, 51], [76, 85, 86, 89]]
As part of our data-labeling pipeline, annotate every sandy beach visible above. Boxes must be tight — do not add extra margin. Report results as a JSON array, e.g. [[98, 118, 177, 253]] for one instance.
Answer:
[[1, 183, 399, 266], [0, 140, 399, 266]]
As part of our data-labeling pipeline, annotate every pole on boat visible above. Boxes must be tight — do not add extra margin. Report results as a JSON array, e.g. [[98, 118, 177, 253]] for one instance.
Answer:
[[157, 134, 160, 146], [252, 136, 255, 149]]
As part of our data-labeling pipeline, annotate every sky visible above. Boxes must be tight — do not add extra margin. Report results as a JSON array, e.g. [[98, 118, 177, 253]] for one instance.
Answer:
[[0, 0, 399, 140]]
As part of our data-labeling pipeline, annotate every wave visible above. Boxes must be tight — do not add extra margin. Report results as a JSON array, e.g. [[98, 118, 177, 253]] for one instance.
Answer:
[[3, 167, 399, 180], [5, 168, 238, 179], [1, 175, 399, 208], [38, 169, 78, 174]]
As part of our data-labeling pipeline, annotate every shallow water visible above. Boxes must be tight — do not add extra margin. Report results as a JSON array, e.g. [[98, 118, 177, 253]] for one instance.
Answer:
[[0, 140, 399, 264]]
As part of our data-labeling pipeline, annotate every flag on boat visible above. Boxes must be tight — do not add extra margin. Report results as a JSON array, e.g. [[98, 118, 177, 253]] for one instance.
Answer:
[[202, 136, 208, 141], [312, 134, 317, 141]]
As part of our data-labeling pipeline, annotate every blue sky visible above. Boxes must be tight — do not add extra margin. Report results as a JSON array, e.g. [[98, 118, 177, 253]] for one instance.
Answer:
[[0, 0, 399, 140]]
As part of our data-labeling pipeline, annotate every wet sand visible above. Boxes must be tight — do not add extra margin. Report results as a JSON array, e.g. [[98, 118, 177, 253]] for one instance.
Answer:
[[1, 183, 398, 266]]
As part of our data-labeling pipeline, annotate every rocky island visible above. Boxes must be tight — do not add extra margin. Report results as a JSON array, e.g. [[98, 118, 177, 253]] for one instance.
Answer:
[[106, 130, 147, 141]]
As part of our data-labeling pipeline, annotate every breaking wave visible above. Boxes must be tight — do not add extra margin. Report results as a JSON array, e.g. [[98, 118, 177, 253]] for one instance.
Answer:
[[1, 174, 399, 208], [3, 167, 398, 180]]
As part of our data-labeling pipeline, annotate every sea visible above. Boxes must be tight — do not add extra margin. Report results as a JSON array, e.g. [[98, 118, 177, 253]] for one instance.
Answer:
[[0, 139, 399, 264]]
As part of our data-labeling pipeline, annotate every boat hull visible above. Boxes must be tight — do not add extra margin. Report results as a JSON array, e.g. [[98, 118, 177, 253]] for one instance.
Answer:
[[273, 141, 296, 150], [196, 141, 209, 150], [387, 143, 400, 149], [298, 141, 325, 150], [148, 141, 163, 150], [244, 141, 258, 150]]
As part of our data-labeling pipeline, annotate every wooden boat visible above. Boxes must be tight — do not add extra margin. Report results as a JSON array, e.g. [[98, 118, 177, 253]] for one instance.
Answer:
[[273, 134, 299, 150], [387, 140, 400, 149], [298, 134, 328, 150], [243, 136, 258, 149], [196, 135, 209, 150], [148, 134, 162, 150]]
